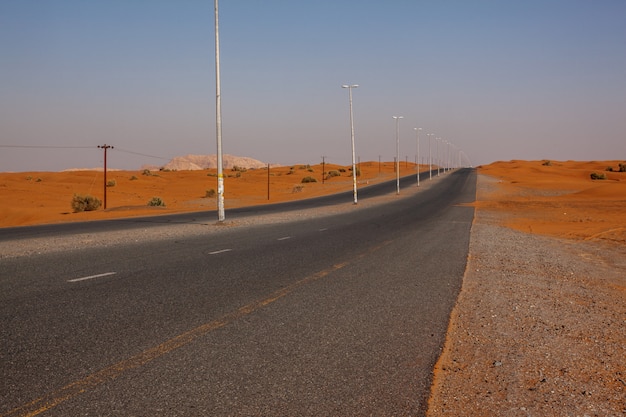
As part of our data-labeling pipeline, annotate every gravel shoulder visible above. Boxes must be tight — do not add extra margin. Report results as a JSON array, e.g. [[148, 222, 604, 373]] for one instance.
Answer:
[[427, 174, 626, 416]]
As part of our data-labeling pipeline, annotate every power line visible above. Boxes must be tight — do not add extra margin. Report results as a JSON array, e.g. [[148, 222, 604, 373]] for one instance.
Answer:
[[113, 147, 170, 161], [0, 145, 94, 149]]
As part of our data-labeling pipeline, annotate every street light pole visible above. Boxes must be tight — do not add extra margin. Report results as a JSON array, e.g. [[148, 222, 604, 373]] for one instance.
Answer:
[[428, 133, 433, 180], [414, 127, 421, 187], [214, 0, 225, 222], [436, 137, 441, 177], [342, 84, 359, 204], [393, 116, 403, 194]]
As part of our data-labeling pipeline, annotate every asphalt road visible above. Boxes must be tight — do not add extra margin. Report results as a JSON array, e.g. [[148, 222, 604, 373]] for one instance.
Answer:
[[1, 168, 476, 416]]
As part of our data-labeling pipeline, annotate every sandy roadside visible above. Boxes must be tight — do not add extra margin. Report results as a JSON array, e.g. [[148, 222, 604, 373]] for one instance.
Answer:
[[427, 174, 626, 416]]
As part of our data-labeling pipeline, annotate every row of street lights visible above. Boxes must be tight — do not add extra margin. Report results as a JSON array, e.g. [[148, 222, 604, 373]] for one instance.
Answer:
[[215, 0, 464, 221], [214, 0, 465, 221], [342, 85, 463, 203]]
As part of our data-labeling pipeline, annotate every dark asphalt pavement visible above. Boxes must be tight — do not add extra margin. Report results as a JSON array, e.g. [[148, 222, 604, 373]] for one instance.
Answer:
[[1, 169, 476, 416]]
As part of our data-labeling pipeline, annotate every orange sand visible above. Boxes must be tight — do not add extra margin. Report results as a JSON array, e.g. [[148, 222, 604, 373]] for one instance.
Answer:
[[3, 160, 625, 246], [0, 162, 409, 228], [476, 160, 626, 244]]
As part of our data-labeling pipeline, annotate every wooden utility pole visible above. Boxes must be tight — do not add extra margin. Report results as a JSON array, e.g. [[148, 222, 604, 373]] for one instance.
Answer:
[[267, 163, 270, 200], [98, 144, 113, 209], [321, 156, 325, 184]]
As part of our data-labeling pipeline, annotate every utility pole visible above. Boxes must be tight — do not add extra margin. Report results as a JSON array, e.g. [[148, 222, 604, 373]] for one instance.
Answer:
[[98, 144, 113, 209], [321, 156, 325, 184], [267, 163, 270, 200]]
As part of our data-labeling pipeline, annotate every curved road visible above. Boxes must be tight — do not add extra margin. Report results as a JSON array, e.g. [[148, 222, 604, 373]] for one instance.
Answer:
[[1, 169, 476, 416]]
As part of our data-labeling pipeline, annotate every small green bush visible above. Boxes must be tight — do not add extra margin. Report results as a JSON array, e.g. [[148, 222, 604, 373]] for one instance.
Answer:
[[71, 194, 102, 212], [130, 175, 138, 180], [301, 176, 317, 183], [338, 168, 346, 173], [142, 169, 152, 176], [106, 179, 116, 187], [590, 172, 607, 180], [619, 163, 626, 172], [606, 167, 614, 172], [147, 197, 166, 207], [205, 189, 216, 198], [542, 160, 552, 166]]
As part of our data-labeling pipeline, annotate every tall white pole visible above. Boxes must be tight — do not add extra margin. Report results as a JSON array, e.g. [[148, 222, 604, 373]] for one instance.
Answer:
[[214, 0, 225, 222], [414, 127, 421, 186], [342, 84, 359, 204], [428, 133, 432, 180], [435, 138, 441, 176], [393, 116, 403, 194]]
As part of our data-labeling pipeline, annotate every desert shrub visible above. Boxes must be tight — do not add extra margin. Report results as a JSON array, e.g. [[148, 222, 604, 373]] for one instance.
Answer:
[[35, 178, 42, 182], [326, 170, 340, 179], [339, 168, 346, 173], [606, 167, 614, 172], [590, 172, 607, 180], [142, 169, 152, 176], [542, 160, 552, 166], [619, 163, 626, 172], [307, 168, 314, 172], [232, 165, 247, 172], [292, 185, 304, 193], [348, 166, 361, 177], [106, 179, 116, 187], [71, 194, 102, 212], [301, 176, 317, 183], [130, 175, 138, 180], [287, 169, 295, 175], [205, 189, 216, 198], [147, 197, 166, 207], [26, 176, 32, 181]]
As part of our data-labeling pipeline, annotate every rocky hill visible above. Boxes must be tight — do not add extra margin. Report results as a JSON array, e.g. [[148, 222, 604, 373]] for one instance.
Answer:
[[144, 154, 269, 171]]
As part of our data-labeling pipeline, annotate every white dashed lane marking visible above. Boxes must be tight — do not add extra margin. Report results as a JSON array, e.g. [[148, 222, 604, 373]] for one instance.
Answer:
[[67, 272, 116, 283], [209, 249, 233, 255]]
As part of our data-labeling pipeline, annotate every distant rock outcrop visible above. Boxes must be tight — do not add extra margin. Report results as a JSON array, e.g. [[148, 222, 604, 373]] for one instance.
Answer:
[[155, 154, 269, 171]]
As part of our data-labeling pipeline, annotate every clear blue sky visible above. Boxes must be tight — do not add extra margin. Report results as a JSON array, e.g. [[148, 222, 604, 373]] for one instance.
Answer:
[[1, 0, 625, 171]]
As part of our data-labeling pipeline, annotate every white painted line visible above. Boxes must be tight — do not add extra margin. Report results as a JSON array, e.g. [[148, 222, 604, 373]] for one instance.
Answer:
[[277, 236, 291, 241], [318, 228, 328, 232], [68, 272, 116, 283], [209, 249, 232, 255]]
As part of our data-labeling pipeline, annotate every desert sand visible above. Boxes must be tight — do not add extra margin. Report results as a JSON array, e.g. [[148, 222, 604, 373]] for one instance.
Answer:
[[474, 160, 626, 244], [2, 160, 624, 241], [0, 161, 407, 228]]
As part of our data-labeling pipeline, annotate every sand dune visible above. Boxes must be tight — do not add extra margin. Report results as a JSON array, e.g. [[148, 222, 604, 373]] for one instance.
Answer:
[[475, 160, 626, 244]]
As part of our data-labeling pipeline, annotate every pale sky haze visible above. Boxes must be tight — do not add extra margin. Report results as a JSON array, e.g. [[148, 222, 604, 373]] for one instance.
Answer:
[[1, 1, 625, 171]]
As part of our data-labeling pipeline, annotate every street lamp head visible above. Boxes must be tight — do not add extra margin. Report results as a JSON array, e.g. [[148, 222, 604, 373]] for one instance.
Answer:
[[392, 116, 404, 119], [342, 84, 359, 88]]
